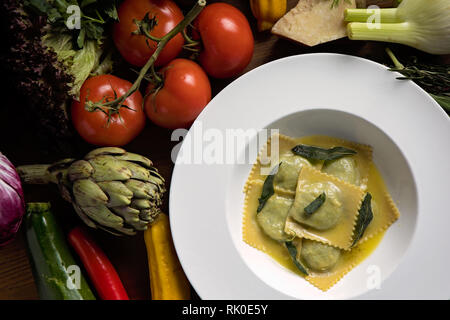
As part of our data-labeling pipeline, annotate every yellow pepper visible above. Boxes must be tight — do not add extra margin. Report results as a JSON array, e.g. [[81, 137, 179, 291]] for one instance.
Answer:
[[250, 0, 287, 31], [144, 213, 191, 300]]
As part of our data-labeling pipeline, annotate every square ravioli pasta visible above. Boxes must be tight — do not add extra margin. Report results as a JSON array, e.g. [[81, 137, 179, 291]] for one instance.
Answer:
[[285, 166, 366, 250], [295, 135, 373, 190], [244, 133, 322, 195], [291, 235, 385, 291], [243, 181, 295, 259]]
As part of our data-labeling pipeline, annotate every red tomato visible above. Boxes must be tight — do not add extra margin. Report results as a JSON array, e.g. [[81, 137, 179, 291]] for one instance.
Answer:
[[194, 3, 254, 79], [145, 59, 211, 129], [72, 75, 146, 146], [113, 0, 184, 67]]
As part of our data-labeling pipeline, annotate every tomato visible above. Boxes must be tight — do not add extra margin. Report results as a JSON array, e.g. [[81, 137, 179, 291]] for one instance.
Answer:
[[194, 3, 254, 79], [144, 59, 211, 129], [113, 0, 184, 67], [72, 75, 146, 146]]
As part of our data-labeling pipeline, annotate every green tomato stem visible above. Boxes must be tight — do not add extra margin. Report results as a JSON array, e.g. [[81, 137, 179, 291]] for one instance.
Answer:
[[88, 0, 206, 111], [182, 29, 199, 45]]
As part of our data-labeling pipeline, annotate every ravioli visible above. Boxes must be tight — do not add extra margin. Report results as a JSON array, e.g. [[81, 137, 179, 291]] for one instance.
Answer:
[[322, 156, 361, 186], [256, 193, 293, 242], [274, 154, 312, 191], [295, 234, 385, 291], [300, 239, 341, 272], [241, 134, 400, 292], [289, 180, 343, 231], [295, 135, 373, 190], [286, 166, 365, 250], [244, 133, 321, 194], [243, 181, 296, 263]]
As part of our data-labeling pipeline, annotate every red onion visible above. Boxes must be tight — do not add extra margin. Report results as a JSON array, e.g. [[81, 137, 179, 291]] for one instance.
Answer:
[[0, 152, 25, 246]]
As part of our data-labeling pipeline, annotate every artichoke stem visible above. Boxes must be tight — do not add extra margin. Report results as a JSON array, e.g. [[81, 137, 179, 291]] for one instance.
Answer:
[[16, 164, 56, 185]]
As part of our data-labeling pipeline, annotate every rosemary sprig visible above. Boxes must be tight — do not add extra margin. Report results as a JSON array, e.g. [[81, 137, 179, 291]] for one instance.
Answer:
[[386, 48, 450, 113]]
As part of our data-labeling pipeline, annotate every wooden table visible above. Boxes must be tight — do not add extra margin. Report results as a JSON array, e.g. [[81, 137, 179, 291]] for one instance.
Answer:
[[0, 0, 444, 300]]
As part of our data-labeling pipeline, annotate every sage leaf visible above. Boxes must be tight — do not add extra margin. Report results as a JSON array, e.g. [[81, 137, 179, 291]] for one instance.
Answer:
[[304, 192, 326, 216], [352, 193, 374, 247], [291, 145, 357, 161], [285, 241, 308, 276], [257, 163, 281, 213]]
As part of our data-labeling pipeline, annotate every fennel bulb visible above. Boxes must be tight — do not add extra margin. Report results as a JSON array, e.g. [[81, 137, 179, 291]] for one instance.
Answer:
[[345, 0, 450, 54]]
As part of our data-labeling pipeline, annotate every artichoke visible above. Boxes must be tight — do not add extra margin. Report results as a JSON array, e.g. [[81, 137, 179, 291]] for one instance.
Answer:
[[17, 148, 166, 236]]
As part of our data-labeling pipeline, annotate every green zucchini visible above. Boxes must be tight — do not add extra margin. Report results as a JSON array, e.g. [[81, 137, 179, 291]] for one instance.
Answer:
[[25, 202, 96, 300]]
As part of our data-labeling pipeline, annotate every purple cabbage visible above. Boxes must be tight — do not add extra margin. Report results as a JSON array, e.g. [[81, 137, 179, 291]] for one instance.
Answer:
[[0, 152, 25, 246]]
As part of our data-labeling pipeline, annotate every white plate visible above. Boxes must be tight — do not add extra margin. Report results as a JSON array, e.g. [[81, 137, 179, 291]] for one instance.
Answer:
[[169, 53, 450, 299]]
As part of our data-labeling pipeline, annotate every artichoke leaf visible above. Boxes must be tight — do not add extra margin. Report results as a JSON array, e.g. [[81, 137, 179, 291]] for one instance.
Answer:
[[67, 160, 94, 182], [47, 159, 76, 184], [125, 180, 159, 199], [97, 181, 133, 207], [112, 207, 149, 231], [73, 179, 108, 207], [129, 220, 149, 231], [88, 155, 132, 181], [119, 161, 151, 181], [111, 206, 140, 223], [148, 175, 166, 192], [85, 147, 127, 159], [131, 199, 152, 210], [82, 205, 124, 229], [115, 153, 153, 168]]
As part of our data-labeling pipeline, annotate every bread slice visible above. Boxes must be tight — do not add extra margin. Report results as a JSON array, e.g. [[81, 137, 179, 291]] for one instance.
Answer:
[[271, 0, 356, 46]]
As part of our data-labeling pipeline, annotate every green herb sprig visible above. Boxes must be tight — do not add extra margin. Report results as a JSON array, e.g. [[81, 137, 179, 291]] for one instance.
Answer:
[[257, 163, 282, 213], [352, 193, 374, 246], [292, 145, 357, 161], [304, 193, 326, 216], [285, 241, 309, 276]]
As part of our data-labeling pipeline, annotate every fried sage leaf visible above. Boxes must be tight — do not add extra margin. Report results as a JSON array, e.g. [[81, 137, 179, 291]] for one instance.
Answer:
[[352, 193, 374, 246], [257, 163, 282, 213], [285, 241, 309, 276], [304, 192, 326, 216], [291, 145, 357, 161]]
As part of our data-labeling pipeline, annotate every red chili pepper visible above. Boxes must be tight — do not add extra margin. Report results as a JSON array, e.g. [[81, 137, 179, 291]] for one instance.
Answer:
[[68, 226, 129, 300]]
